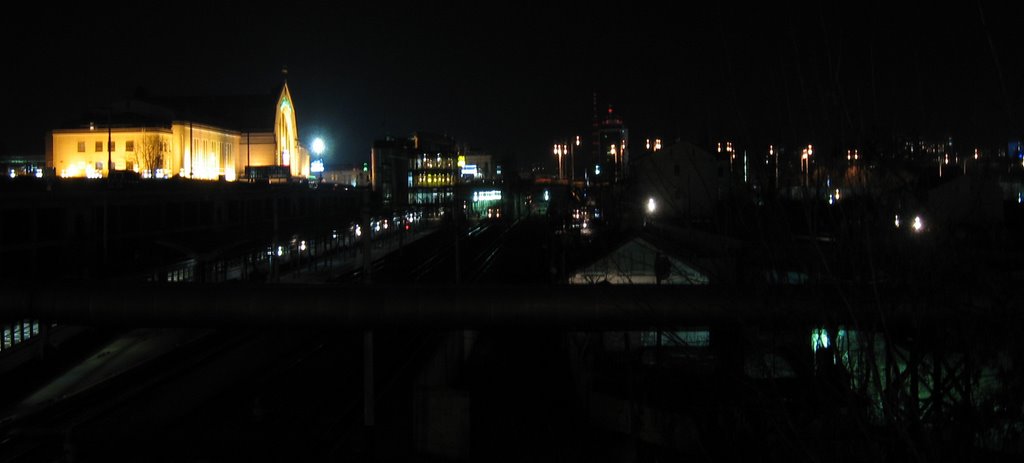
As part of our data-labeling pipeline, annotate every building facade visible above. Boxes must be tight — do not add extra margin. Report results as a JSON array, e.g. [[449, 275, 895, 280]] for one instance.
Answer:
[[408, 133, 458, 206], [323, 166, 371, 188], [370, 136, 414, 207], [458, 151, 496, 182], [47, 83, 309, 181]]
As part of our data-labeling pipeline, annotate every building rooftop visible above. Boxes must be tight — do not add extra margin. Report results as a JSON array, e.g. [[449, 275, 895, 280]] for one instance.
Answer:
[[70, 85, 285, 132]]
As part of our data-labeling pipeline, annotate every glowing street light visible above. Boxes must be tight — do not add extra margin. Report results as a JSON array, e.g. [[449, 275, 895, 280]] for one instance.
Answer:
[[798, 148, 806, 184], [311, 137, 326, 180], [801, 144, 813, 187], [553, 144, 565, 180], [572, 135, 580, 182], [724, 141, 735, 173], [966, 148, 980, 174], [646, 197, 657, 214], [912, 215, 924, 233]]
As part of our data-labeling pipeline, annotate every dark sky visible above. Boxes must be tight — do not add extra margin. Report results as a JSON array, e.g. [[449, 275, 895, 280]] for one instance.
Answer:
[[2, 3, 1020, 167]]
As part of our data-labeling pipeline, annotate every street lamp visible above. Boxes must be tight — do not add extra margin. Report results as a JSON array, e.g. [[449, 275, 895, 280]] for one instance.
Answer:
[[801, 144, 813, 187], [572, 135, 580, 182], [727, 141, 735, 173], [312, 137, 325, 157], [553, 144, 565, 180], [966, 148, 979, 175]]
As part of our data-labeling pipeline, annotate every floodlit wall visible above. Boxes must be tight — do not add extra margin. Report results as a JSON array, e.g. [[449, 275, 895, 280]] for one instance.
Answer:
[[239, 132, 277, 170], [171, 122, 241, 180], [50, 128, 173, 178]]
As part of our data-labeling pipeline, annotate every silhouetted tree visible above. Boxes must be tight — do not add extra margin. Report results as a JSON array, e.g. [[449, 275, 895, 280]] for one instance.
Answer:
[[135, 133, 163, 178]]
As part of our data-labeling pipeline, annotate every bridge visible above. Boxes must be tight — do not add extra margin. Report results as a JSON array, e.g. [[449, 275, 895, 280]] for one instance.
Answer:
[[0, 283, 1009, 331]]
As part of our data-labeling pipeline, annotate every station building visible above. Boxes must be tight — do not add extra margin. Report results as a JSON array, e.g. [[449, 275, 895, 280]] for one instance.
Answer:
[[46, 83, 309, 181]]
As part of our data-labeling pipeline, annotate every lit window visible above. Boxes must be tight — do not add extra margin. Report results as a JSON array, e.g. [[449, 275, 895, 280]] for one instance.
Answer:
[[126, 140, 134, 152], [77, 142, 85, 152]]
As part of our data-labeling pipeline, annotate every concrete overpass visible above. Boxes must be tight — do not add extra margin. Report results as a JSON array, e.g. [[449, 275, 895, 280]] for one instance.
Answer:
[[0, 283, 1010, 330]]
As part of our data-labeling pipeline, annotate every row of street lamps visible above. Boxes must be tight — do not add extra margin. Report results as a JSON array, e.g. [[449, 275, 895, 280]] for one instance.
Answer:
[[552, 135, 581, 181]]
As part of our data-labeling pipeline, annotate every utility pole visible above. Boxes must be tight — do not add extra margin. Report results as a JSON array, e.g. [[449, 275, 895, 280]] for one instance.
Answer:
[[361, 188, 372, 283], [107, 109, 112, 177], [271, 198, 279, 282], [453, 157, 461, 285], [572, 135, 579, 183], [360, 185, 375, 452]]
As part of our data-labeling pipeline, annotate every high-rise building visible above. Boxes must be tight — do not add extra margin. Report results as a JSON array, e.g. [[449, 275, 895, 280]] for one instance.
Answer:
[[592, 104, 629, 183]]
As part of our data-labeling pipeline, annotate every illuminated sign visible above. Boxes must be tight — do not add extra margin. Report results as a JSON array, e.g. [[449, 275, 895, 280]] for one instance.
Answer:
[[310, 159, 324, 173], [472, 190, 502, 202], [461, 164, 478, 176]]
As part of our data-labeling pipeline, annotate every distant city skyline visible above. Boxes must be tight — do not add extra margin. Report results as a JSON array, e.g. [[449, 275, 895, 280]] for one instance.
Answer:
[[3, 3, 1019, 168]]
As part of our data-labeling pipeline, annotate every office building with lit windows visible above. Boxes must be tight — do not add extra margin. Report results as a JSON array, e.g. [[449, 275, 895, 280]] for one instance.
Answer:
[[370, 132, 460, 208], [46, 82, 310, 181], [369, 132, 501, 211], [407, 132, 458, 206]]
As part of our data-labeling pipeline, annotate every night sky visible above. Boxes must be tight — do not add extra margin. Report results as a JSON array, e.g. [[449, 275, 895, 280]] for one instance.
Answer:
[[2, 3, 1020, 167]]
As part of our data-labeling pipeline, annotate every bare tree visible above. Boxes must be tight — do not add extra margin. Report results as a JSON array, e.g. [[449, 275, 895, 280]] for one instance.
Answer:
[[135, 133, 164, 178]]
